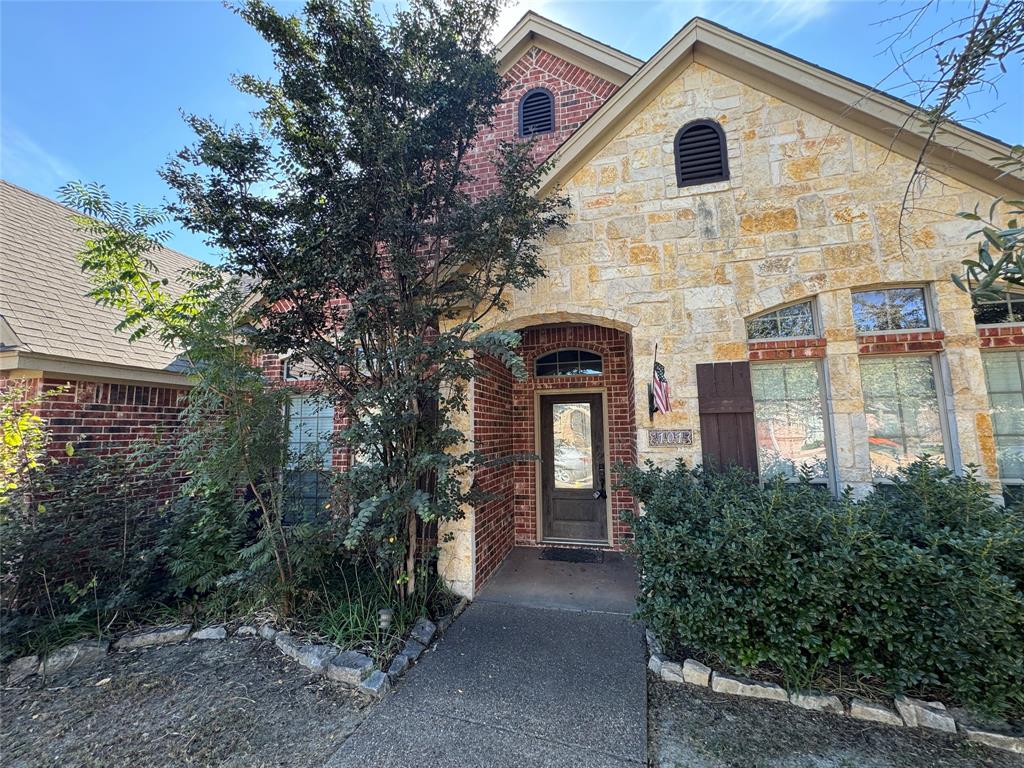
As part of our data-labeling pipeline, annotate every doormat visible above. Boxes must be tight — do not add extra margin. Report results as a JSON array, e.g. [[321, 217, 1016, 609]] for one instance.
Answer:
[[539, 547, 604, 564]]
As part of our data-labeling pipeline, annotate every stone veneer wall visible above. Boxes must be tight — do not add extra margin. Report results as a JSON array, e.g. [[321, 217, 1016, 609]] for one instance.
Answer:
[[474, 61, 1012, 496]]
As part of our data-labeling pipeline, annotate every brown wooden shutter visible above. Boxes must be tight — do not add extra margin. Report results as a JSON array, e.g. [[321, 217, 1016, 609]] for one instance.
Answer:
[[696, 361, 758, 474]]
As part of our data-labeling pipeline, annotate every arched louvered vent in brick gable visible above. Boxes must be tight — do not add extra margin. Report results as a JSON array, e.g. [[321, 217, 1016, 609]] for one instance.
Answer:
[[519, 88, 555, 136], [674, 120, 729, 187]]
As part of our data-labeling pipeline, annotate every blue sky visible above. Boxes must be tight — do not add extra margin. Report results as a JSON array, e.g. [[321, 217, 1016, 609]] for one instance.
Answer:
[[3, 0, 1021, 264]]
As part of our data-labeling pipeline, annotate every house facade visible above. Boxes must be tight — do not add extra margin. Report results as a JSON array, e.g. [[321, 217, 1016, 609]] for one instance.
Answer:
[[426, 15, 1024, 598], [0, 180, 194, 483]]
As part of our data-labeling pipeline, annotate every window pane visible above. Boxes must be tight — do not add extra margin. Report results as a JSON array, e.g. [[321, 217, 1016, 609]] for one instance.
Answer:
[[983, 351, 1024, 481], [982, 352, 1023, 392], [778, 303, 814, 336], [973, 292, 1024, 325], [853, 288, 929, 332], [751, 362, 828, 481], [990, 393, 1024, 435], [536, 350, 602, 377], [860, 356, 944, 479], [552, 402, 593, 488], [287, 395, 334, 516], [746, 302, 814, 340]]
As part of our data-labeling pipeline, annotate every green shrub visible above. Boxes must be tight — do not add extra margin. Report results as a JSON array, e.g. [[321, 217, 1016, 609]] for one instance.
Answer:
[[0, 449, 174, 656], [621, 460, 1024, 716]]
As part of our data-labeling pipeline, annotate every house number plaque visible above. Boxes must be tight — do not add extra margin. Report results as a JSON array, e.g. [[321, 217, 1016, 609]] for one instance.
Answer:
[[647, 429, 693, 447]]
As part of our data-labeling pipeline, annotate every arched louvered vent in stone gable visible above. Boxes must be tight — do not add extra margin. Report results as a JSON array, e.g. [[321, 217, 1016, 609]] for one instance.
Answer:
[[674, 119, 729, 187]]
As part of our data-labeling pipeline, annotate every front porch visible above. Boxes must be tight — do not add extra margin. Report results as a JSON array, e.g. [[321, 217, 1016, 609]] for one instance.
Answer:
[[467, 321, 640, 595], [476, 546, 637, 615]]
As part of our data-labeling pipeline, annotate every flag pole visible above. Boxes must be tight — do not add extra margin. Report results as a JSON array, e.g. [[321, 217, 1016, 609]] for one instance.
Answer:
[[649, 343, 658, 422]]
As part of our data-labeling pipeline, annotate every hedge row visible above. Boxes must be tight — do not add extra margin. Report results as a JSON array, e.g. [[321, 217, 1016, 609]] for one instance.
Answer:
[[621, 460, 1024, 716]]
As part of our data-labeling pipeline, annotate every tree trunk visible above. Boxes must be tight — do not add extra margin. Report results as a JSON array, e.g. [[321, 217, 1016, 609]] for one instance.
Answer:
[[405, 508, 417, 599]]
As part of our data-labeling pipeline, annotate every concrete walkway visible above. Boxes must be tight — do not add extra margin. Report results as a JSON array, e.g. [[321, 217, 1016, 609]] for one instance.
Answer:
[[327, 547, 646, 768]]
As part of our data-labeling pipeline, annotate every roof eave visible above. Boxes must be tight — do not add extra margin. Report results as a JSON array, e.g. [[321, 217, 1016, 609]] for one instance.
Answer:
[[537, 17, 1023, 199], [495, 11, 642, 86], [0, 350, 193, 387]]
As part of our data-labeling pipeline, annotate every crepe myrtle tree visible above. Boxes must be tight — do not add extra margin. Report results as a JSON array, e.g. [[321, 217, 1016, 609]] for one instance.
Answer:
[[161, 0, 568, 597]]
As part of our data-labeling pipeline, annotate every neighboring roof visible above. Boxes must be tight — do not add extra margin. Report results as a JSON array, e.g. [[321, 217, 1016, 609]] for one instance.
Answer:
[[0, 179, 200, 383], [534, 16, 1024, 199], [496, 11, 642, 86]]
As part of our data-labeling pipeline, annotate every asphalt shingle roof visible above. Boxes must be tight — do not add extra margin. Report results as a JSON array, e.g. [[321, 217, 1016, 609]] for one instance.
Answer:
[[0, 179, 202, 373]]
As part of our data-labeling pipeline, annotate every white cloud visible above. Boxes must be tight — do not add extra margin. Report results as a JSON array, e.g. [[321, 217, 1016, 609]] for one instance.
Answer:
[[1, 122, 80, 195]]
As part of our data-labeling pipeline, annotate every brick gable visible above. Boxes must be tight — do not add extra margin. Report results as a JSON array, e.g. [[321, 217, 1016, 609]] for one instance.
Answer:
[[463, 47, 619, 197]]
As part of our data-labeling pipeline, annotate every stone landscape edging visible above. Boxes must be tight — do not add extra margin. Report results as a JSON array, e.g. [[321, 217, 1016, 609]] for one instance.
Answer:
[[644, 629, 1023, 756], [3, 596, 471, 702]]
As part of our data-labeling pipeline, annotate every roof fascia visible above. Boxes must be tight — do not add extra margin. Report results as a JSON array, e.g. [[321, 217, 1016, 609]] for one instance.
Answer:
[[538, 19, 1023, 198], [0, 351, 193, 387], [496, 12, 641, 86]]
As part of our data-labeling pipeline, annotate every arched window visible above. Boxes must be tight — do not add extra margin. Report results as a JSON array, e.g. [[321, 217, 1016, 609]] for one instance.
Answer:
[[674, 119, 729, 187], [519, 88, 555, 136], [746, 301, 816, 340], [535, 349, 602, 377]]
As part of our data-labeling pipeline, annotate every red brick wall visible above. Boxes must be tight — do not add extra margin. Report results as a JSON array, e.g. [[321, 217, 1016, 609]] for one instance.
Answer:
[[463, 47, 619, 197], [508, 325, 637, 549], [748, 337, 827, 361], [31, 377, 188, 459], [857, 330, 945, 355], [978, 325, 1024, 348], [472, 354, 516, 587], [1, 375, 190, 502]]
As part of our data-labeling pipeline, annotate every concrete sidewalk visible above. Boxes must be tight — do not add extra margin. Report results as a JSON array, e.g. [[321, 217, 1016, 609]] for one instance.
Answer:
[[327, 548, 646, 768]]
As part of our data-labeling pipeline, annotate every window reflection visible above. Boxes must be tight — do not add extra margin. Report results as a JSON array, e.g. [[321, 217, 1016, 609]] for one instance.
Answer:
[[982, 351, 1024, 481], [751, 361, 828, 481], [860, 356, 945, 479], [853, 288, 929, 332], [552, 402, 593, 488]]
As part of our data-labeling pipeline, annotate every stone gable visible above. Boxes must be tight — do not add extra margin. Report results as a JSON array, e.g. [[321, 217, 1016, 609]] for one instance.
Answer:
[[480, 61, 1006, 492]]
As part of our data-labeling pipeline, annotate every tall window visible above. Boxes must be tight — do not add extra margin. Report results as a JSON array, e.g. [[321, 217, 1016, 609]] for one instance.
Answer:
[[746, 301, 816, 340], [852, 287, 929, 332], [674, 119, 729, 187], [751, 361, 828, 481], [535, 349, 603, 377], [982, 351, 1024, 482], [860, 356, 945, 479], [286, 395, 334, 515], [519, 88, 554, 136]]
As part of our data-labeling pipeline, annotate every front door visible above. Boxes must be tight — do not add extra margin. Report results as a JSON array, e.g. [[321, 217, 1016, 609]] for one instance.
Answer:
[[540, 393, 608, 543]]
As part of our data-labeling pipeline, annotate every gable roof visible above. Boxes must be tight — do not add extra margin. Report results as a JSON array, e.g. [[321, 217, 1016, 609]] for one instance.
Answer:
[[531, 15, 1023, 199], [0, 180, 200, 384], [496, 11, 642, 86]]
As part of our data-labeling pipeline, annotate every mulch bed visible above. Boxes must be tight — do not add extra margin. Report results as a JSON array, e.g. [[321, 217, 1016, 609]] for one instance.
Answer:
[[2, 638, 369, 767]]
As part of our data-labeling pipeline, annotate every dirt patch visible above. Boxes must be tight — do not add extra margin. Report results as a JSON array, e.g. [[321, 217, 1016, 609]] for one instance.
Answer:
[[2, 638, 370, 767], [649, 675, 1019, 768]]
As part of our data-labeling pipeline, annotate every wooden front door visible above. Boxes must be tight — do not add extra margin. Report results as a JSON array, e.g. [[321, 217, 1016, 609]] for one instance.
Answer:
[[540, 393, 608, 543], [696, 361, 758, 473]]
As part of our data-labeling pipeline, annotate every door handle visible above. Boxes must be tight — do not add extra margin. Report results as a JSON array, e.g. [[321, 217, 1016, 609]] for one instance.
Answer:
[[592, 489, 607, 499]]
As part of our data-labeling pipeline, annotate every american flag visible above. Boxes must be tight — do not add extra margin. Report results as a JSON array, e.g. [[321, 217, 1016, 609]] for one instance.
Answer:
[[652, 357, 671, 414]]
